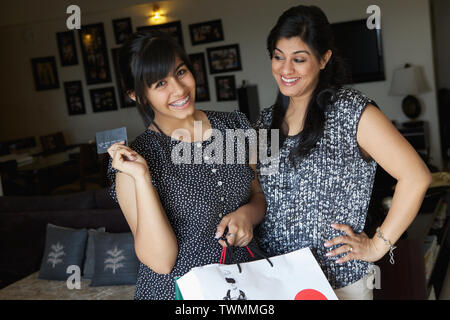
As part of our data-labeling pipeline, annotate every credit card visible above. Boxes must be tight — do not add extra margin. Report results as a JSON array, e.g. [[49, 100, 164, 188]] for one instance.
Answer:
[[95, 127, 127, 154]]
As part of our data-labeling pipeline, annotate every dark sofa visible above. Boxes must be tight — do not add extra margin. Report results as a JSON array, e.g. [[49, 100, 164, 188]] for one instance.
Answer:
[[0, 188, 130, 289]]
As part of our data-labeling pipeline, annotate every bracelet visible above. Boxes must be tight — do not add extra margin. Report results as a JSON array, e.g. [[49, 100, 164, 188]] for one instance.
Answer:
[[376, 227, 397, 264]]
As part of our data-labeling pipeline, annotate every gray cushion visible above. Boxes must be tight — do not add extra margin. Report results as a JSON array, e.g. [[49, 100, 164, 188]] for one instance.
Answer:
[[90, 232, 138, 286], [82, 227, 106, 279], [38, 224, 88, 280]]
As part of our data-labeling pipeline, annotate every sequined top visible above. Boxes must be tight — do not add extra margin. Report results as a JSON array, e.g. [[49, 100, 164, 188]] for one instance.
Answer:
[[108, 110, 255, 300], [254, 87, 378, 289]]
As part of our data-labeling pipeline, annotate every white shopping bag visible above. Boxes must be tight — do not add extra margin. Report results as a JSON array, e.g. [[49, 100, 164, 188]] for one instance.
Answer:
[[176, 247, 338, 300]]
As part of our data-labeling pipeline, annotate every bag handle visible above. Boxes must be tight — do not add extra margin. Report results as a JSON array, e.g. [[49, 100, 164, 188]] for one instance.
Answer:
[[246, 241, 274, 267], [219, 238, 273, 273]]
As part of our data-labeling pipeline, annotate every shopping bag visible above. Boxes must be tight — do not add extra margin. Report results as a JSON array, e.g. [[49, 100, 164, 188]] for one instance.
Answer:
[[174, 276, 184, 300], [176, 245, 338, 300]]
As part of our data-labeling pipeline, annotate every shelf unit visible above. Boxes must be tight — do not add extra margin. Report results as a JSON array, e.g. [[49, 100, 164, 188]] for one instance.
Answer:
[[374, 189, 449, 300]]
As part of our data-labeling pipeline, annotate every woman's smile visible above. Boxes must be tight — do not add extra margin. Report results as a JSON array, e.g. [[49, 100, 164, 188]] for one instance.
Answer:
[[169, 94, 191, 109], [280, 75, 301, 86]]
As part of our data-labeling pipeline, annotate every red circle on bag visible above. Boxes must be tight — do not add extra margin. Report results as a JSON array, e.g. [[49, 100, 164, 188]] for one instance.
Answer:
[[294, 289, 328, 300]]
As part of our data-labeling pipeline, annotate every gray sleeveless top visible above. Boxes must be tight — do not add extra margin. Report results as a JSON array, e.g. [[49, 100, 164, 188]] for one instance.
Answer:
[[254, 87, 377, 289]]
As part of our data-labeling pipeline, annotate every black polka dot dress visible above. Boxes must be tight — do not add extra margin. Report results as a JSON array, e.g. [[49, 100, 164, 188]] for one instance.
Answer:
[[107, 110, 255, 300]]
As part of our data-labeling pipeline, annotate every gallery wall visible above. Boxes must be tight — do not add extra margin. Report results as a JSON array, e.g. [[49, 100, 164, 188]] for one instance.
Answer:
[[0, 0, 443, 169]]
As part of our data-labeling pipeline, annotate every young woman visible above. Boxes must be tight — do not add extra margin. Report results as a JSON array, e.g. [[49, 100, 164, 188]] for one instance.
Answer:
[[106, 31, 266, 300], [254, 5, 432, 300]]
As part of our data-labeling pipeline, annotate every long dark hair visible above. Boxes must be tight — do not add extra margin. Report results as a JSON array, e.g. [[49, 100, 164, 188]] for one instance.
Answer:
[[267, 5, 349, 162], [118, 31, 194, 129]]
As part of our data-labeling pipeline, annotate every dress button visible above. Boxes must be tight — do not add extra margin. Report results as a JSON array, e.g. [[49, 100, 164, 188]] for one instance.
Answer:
[[196, 142, 202, 148], [204, 155, 210, 161], [217, 181, 223, 186], [211, 168, 217, 173]]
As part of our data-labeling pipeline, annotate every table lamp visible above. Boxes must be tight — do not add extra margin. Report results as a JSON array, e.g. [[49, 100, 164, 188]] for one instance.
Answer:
[[389, 64, 430, 127]]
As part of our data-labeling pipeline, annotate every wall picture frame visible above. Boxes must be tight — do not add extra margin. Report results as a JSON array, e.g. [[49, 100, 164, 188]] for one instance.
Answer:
[[215, 75, 236, 101], [31, 56, 60, 91], [137, 20, 184, 48], [111, 48, 136, 108], [56, 31, 78, 66], [189, 19, 224, 45], [78, 23, 112, 85], [189, 53, 210, 102], [40, 132, 66, 152], [206, 44, 242, 74], [64, 81, 86, 115], [112, 17, 133, 45], [89, 87, 118, 113]]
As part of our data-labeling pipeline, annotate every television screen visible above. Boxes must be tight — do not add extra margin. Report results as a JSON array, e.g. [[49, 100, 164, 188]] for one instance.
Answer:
[[331, 19, 385, 84]]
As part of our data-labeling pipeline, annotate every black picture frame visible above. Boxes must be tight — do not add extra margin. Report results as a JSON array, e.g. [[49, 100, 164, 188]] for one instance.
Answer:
[[40, 132, 66, 153], [78, 23, 112, 85], [111, 48, 136, 108], [64, 81, 86, 115], [189, 19, 224, 45], [206, 44, 242, 74], [112, 17, 133, 45], [56, 31, 78, 66], [137, 21, 184, 48], [215, 75, 236, 101], [89, 87, 118, 113], [189, 53, 210, 102], [31, 56, 60, 91]]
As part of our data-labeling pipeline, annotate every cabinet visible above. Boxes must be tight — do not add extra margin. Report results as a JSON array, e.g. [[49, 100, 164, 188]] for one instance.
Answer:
[[373, 189, 449, 299], [237, 85, 260, 124]]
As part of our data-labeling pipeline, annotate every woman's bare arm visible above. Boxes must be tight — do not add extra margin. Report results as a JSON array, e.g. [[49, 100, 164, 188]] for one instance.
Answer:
[[110, 143, 178, 274], [357, 104, 432, 254], [325, 105, 432, 263]]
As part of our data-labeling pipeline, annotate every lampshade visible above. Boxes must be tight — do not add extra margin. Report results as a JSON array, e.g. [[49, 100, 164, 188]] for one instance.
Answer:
[[389, 65, 430, 96]]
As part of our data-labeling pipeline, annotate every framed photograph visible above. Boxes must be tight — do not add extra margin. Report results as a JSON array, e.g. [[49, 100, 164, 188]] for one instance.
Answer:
[[31, 56, 60, 91], [89, 87, 118, 113], [206, 44, 242, 74], [56, 31, 78, 66], [189, 53, 210, 102], [64, 81, 86, 115], [40, 132, 66, 152], [111, 48, 135, 108], [78, 23, 112, 85], [189, 19, 224, 45], [137, 21, 184, 48], [215, 75, 236, 101], [112, 17, 133, 45]]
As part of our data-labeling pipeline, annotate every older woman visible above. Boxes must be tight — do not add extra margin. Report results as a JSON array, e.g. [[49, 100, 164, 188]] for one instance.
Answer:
[[254, 5, 431, 300]]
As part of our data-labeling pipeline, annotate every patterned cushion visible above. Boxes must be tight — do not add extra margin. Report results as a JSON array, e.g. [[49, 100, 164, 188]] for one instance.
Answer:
[[82, 227, 106, 279], [89, 232, 139, 287], [38, 224, 88, 281]]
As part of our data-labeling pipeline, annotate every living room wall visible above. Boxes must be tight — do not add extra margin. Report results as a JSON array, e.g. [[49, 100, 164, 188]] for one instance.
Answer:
[[431, 0, 450, 89], [0, 0, 443, 169]]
